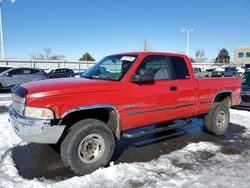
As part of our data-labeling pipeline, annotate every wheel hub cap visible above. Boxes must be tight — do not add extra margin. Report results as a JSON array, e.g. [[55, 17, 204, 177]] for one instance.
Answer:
[[216, 111, 227, 128], [78, 134, 105, 164]]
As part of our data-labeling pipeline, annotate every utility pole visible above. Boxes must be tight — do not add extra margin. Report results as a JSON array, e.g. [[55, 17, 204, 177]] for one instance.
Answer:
[[144, 38, 147, 52], [181, 28, 196, 57], [0, 2, 4, 59], [0, 0, 15, 59]]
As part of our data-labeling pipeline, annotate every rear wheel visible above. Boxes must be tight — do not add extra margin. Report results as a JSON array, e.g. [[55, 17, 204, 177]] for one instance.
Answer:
[[60, 119, 115, 175], [204, 103, 230, 135]]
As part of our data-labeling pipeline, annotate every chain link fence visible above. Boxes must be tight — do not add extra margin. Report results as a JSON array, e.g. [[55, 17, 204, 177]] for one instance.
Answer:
[[0, 59, 96, 72]]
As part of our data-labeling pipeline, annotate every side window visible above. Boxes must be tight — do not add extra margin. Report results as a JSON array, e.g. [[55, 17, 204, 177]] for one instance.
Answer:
[[171, 57, 190, 79], [136, 55, 173, 80], [22, 69, 32, 74], [31, 69, 39, 74], [9, 69, 21, 75], [56, 69, 62, 73]]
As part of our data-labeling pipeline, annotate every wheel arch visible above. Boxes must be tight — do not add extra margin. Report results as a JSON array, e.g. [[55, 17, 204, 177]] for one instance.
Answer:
[[213, 90, 232, 107], [60, 104, 121, 139]]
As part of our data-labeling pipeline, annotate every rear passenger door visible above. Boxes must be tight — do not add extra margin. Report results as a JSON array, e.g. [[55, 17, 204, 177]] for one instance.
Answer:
[[171, 57, 198, 118], [20, 68, 34, 83]]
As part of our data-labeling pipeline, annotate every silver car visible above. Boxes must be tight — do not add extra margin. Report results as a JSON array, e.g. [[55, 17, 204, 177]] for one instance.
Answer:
[[0, 67, 48, 90]]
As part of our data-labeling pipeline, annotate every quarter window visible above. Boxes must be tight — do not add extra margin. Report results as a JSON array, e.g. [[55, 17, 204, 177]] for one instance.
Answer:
[[171, 56, 190, 79], [22, 69, 32, 74]]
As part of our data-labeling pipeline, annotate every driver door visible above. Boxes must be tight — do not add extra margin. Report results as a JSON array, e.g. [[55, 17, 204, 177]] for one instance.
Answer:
[[121, 55, 178, 130], [2, 68, 22, 87]]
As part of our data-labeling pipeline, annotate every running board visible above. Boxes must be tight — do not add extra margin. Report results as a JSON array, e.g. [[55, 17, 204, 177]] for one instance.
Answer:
[[122, 119, 192, 139]]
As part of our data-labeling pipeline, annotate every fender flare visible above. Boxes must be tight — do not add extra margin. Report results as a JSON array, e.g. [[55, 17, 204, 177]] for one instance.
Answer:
[[61, 104, 121, 139]]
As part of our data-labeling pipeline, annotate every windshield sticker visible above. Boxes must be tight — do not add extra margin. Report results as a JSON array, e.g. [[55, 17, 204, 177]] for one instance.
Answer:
[[120, 56, 136, 62]]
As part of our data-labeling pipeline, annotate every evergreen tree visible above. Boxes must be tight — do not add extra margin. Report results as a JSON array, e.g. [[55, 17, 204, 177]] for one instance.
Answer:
[[79, 53, 95, 61], [215, 48, 230, 63]]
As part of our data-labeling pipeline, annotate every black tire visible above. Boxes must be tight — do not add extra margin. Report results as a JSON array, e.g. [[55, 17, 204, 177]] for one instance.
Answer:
[[60, 119, 115, 175], [204, 103, 230, 135]]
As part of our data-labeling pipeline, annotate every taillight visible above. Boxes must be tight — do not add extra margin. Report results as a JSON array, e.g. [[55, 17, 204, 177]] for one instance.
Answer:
[[42, 72, 49, 78]]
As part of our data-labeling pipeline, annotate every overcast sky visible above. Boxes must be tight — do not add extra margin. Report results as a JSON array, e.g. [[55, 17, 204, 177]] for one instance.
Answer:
[[2, 0, 250, 61]]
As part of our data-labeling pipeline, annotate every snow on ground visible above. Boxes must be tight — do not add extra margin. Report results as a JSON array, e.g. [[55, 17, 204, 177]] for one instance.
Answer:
[[0, 100, 11, 107], [0, 109, 250, 188], [230, 109, 250, 138], [0, 93, 12, 107], [0, 93, 12, 99]]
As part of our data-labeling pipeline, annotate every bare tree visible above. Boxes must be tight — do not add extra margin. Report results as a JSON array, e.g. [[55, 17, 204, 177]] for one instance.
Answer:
[[31, 48, 65, 60], [195, 49, 207, 63]]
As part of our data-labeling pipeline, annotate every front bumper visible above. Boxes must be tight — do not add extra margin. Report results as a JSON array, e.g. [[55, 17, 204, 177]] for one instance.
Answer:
[[9, 106, 65, 144]]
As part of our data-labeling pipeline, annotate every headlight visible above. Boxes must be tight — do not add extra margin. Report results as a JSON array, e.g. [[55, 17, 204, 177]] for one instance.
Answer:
[[24, 106, 54, 120]]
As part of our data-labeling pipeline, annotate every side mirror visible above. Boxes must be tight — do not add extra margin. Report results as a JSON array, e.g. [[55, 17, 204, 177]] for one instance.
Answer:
[[131, 69, 154, 83], [5, 73, 12, 77]]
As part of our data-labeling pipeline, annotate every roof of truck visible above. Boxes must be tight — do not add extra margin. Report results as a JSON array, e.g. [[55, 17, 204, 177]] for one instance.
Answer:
[[115, 52, 188, 58]]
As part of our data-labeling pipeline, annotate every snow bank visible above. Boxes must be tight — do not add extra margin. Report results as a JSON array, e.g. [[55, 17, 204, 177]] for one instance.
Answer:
[[230, 109, 250, 138], [0, 100, 11, 107], [0, 93, 12, 99], [0, 109, 250, 188], [0, 93, 12, 107]]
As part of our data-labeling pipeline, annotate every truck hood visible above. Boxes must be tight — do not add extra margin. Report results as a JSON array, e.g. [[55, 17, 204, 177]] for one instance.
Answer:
[[22, 78, 121, 99]]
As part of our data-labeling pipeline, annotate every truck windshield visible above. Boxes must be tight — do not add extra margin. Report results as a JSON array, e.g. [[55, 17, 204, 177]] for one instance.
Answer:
[[82, 54, 138, 81]]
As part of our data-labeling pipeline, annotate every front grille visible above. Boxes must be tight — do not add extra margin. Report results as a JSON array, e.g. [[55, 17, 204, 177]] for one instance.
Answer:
[[12, 94, 25, 115]]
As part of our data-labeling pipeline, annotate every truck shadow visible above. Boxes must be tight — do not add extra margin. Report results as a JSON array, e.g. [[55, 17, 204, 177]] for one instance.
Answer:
[[11, 122, 247, 180]]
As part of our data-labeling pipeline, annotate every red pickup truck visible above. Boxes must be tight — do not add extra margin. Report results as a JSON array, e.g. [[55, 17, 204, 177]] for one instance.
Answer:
[[9, 52, 241, 175]]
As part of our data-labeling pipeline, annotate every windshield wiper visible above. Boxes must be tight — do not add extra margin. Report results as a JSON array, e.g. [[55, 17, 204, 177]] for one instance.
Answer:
[[83, 75, 101, 79]]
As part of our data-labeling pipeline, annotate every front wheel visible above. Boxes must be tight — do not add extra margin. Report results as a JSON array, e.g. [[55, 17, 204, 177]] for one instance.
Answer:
[[60, 119, 115, 175], [204, 103, 230, 135]]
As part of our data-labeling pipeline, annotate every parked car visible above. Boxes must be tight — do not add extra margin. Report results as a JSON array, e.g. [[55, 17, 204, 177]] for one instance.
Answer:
[[236, 71, 250, 109], [193, 67, 212, 78], [212, 66, 237, 77], [0, 65, 13, 74], [70, 71, 85, 78], [205, 68, 215, 72], [0, 67, 48, 90], [9, 52, 241, 175], [236, 66, 245, 77], [48, 68, 74, 79]]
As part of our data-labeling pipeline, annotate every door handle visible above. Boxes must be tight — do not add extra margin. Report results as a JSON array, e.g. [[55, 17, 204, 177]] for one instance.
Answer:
[[170, 86, 177, 91]]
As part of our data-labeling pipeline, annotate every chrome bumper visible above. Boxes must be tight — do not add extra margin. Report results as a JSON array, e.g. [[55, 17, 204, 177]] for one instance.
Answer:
[[9, 106, 65, 144]]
